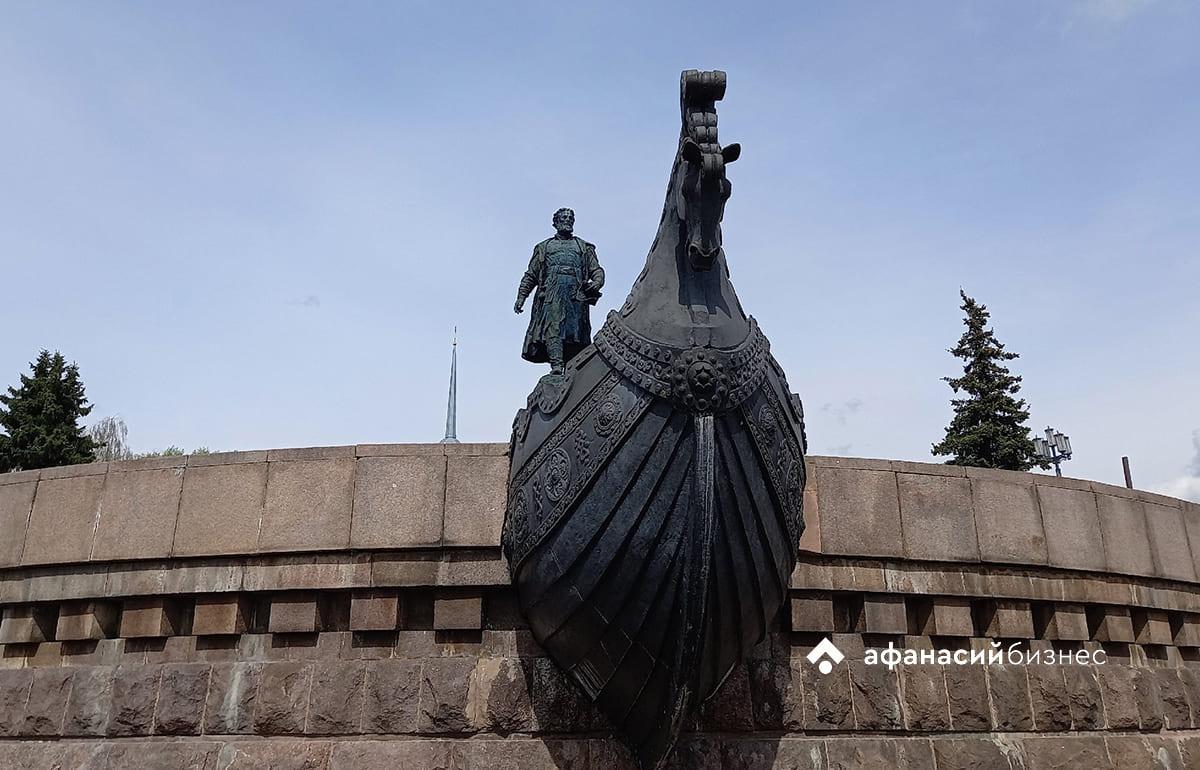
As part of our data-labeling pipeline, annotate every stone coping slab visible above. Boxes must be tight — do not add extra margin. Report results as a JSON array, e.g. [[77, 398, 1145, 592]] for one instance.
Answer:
[[0, 448, 1193, 585]]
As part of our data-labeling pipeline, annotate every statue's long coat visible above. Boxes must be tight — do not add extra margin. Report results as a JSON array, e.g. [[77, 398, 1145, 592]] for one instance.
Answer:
[[519, 236, 604, 363]]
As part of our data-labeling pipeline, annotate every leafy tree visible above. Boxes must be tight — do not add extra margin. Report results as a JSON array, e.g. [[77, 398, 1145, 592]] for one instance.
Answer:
[[136, 443, 184, 455], [87, 416, 216, 462], [89, 416, 133, 462], [0, 351, 99, 472], [932, 291, 1046, 471]]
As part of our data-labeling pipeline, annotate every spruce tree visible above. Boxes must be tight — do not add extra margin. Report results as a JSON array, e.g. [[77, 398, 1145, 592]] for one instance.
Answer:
[[0, 351, 99, 472], [932, 291, 1045, 471]]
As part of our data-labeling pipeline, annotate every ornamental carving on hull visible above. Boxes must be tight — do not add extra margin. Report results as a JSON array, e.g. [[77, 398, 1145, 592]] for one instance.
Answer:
[[593, 311, 770, 414]]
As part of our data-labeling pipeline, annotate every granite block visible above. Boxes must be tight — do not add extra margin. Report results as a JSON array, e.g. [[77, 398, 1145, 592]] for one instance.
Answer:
[[174, 462, 267, 557], [931, 737, 1024, 770], [91, 468, 184, 561], [21, 474, 104, 565], [62, 666, 113, 736], [0, 605, 57, 644], [815, 467, 904, 558], [1096, 494, 1156, 577], [0, 669, 33, 736], [1037, 485, 1105, 571], [797, 488, 821, 553], [928, 597, 974, 637], [944, 665, 990, 731], [269, 594, 321, 634], [799, 659, 853, 730], [897, 473, 979, 562], [1089, 605, 1135, 643], [418, 657, 475, 733], [434, 596, 483, 631], [980, 600, 1034, 639], [1022, 737, 1110, 770], [254, 661, 314, 735], [352, 455, 445, 548], [0, 481, 35, 567], [1133, 608, 1173, 645], [443, 454, 508, 546], [862, 594, 907, 634], [350, 591, 401, 631], [119, 598, 180, 638], [259, 459, 355, 552], [363, 659, 421, 734], [986, 665, 1033, 730], [154, 663, 210, 735], [790, 594, 835, 633], [848, 661, 901, 730], [193, 595, 252, 636], [204, 662, 264, 734], [56, 601, 118, 640], [899, 664, 949, 731], [185, 450, 268, 467], [307, 661, 366, 734], [107, 664, 161, 736], [19, 667, 72, 736], [971, 478, 1048, 565], [1042, 603, 1089, 641], [1146, 502, 1197, 581]]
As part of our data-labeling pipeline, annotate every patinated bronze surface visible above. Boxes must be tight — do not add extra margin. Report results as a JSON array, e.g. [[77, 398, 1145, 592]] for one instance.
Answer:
[[514, 207, 605, 375], [503, 71, 807, 769]]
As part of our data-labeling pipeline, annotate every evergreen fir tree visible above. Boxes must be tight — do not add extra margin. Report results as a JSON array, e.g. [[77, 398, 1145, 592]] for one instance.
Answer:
[[0, 351, 98, 472], [932, 291, 1046, 471]]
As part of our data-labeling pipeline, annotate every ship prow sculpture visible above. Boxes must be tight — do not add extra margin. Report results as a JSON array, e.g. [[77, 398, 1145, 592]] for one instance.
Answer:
[[503, 70, 808, 769]]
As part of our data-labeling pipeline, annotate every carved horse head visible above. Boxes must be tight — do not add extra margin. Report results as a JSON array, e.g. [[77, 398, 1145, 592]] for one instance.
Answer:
[[674, 70, 740, 271], [616, 70, 752, 350], [677, 137, 740, 270]]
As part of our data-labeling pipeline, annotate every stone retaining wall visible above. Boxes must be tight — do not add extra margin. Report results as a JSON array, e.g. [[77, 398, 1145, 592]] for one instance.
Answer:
[[2, 446, 1200, 769]]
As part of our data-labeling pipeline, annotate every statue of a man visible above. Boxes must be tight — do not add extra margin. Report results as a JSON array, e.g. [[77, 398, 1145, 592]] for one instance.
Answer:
[[514, 208, 605, 375]]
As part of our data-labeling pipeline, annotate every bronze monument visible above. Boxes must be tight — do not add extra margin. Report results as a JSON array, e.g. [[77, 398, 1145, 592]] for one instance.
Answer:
[[514, 207, 605, 376], [504, 71, 808, 769]]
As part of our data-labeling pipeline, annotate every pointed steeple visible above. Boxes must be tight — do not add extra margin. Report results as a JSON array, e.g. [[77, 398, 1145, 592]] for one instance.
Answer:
[[440, 328, 460, 444]]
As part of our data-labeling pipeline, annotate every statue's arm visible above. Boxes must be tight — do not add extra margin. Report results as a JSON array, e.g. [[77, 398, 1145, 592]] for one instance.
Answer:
[[585, 242, 605, 290], [514, 244, 542, 312]]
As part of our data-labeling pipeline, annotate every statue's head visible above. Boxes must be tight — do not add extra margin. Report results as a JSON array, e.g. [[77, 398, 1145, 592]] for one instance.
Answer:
[[553, 208, 575, 236], [676, 137, 740, 271]]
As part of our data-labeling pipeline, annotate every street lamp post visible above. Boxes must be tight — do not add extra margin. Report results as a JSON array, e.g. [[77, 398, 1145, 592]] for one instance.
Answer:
[[1033, 426, 1073, 477]]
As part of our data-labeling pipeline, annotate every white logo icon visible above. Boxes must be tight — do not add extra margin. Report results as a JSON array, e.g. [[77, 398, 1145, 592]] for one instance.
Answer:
[[806, 637, 844, 675]]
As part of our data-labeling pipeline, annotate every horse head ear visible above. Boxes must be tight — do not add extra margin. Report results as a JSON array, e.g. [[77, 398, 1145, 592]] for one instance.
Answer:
[[681, 137, 703, 165], [721, 143, 741, 164]]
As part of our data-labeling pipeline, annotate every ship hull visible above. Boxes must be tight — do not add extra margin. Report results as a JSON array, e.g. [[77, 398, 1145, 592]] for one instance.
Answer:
[[504, 318, 806, 768]]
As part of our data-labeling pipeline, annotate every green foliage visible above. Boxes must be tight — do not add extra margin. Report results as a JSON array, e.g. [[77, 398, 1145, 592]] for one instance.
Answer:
[[0, 351, 99, 472], [134, 446, 185, 459], [134, 446, 213, 459], [932, 291, 1047, 471], [87, 414, 215, 461]]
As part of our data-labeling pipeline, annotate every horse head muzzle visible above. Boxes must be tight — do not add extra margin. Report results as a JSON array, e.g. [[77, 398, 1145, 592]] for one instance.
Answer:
[[688, 241, 720, 271]]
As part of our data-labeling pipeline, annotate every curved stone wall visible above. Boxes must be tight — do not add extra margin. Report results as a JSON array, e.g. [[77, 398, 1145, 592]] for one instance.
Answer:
[[2, 446, 1200, 768]]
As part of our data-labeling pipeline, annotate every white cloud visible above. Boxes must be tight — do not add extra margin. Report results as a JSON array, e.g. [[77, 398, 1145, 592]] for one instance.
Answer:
[[1075, 0, 1157, 23], [1153, 429, 1200, 503], [821, 399, 865, 426], [1157, 476, 1200, 503]]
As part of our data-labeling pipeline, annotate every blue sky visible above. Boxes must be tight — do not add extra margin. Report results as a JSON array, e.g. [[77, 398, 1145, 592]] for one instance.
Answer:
[[2, 1, 1197, 498]]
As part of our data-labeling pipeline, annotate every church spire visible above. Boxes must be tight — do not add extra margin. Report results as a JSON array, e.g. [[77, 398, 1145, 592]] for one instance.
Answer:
[[440, 328, 460, 444]]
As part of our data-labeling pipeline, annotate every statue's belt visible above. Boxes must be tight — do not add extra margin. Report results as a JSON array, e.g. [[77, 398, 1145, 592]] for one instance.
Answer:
[[593, 312, 770, 415]]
